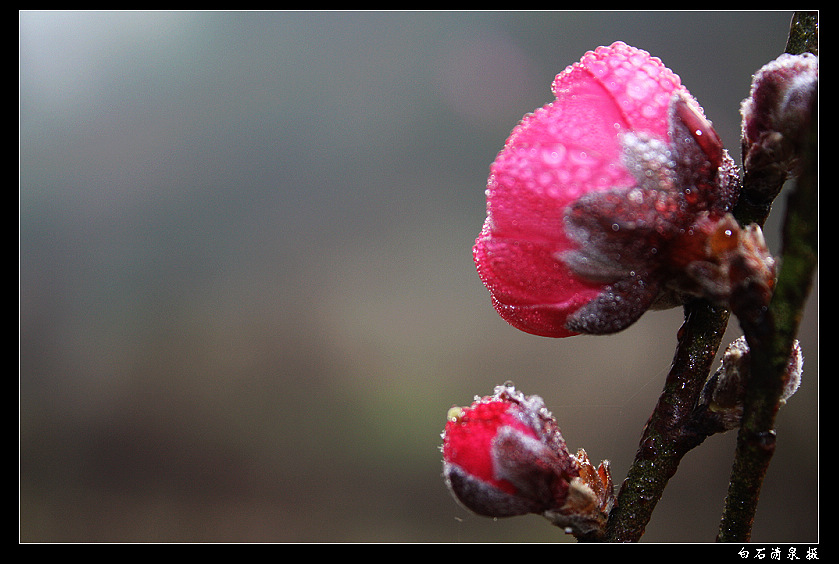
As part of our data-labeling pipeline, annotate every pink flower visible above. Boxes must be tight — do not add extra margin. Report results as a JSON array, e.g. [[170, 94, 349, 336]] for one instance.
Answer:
[[441, 384, 614, 536], [473, 42, 746, 337]]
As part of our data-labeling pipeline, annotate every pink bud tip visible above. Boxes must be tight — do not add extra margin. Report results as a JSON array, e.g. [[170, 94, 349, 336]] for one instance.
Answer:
[[441, 384, 615, 536], [441, 384, 576, 518]]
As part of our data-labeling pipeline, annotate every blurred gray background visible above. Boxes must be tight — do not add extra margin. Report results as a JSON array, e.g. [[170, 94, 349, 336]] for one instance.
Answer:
[[20, 11, 817, 542]]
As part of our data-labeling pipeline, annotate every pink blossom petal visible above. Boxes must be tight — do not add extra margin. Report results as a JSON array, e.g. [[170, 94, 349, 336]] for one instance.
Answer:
[[474, 42, 730, 337]]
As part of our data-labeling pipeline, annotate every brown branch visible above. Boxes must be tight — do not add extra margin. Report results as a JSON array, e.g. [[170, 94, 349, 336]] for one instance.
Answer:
[[600, 301, 730, 542]]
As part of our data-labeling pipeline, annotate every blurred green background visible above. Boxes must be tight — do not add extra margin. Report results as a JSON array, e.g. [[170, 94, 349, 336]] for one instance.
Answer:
[[20, 11, 817, 542]]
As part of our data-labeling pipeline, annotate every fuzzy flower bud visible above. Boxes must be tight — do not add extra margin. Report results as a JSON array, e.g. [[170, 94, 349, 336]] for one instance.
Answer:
[[441, 384, 614, 537], [669, 212, 776, 321], [473, 42, 774, 338], [699, 336, 803, 430], [741, 52, 818, 192]]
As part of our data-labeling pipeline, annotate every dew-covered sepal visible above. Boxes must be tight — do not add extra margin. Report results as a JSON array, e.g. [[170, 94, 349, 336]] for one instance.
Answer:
[[441, 384, 614, 537]]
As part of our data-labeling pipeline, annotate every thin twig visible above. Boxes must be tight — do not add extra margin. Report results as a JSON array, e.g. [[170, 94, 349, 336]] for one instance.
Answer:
[[601, 301, 730, 542], [717, 51, 817, 541], [601, 12, 817, 542]]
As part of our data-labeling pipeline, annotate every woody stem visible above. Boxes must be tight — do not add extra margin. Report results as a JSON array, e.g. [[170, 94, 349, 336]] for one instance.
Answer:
[[602, 300, 729, 542]]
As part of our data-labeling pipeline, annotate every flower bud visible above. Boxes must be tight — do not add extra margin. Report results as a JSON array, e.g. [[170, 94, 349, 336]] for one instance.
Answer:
[[740, 52, 818, 191], [699, 336, 803, 430], [473, 42, 744, 338], [441, 384, 614, 536], [667, 212, 776, 319]]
